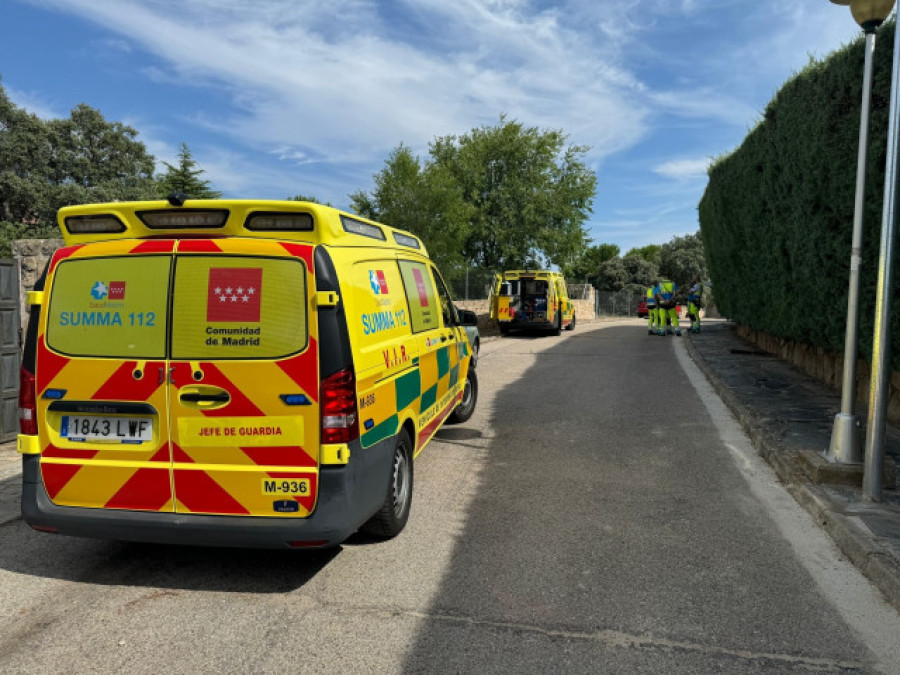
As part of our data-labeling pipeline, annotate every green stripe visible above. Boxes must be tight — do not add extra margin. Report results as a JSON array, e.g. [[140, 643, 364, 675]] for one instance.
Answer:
[[449, 363, 460, 389], [420, 384, 437, 411], [437, 346, 450, 379], [395, 369, 421, 411], [362, 414, 399, 448]]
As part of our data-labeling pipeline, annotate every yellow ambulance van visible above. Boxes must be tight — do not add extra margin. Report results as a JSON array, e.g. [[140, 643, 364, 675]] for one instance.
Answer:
[[490, 270, 575, 335], [17, 196, 478, 548]]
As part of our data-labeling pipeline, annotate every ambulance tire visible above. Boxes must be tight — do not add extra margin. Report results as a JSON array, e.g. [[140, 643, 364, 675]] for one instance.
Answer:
[[448, 368, 478, 424], [566, 314, 576, 331], [361, 429, 413, 538], [552, 315, 562, 336], [499, 324, 510, 336]]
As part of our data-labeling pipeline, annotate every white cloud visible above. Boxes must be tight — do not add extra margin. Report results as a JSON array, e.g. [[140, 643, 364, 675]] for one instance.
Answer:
[[10, 0, 874, 251], [27, 0, 649, 167], [5, 86, 61, 120], [653, 158, 711, 180]]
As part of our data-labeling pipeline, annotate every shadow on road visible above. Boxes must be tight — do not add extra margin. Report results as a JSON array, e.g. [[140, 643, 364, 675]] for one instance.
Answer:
[[0, 518, 339, 593], [0, 471, 338, 593], [397, 322, 871, 672]]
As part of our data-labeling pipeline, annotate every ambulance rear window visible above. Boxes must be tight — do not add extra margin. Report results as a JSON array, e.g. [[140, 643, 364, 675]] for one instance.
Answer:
[[46, 256, 170, 359], [170, 256, 308, 360]]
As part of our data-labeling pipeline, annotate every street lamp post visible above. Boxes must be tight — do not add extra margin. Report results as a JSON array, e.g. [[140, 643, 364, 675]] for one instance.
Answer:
[[826, 0, 895, 465], [864, 6, 900, 501]]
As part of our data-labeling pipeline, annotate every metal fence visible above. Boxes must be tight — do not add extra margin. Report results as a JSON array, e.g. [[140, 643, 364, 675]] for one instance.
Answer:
[[567, 283, 593, 300], [446, 269, 497, 300], [595, 291, 642, 317]]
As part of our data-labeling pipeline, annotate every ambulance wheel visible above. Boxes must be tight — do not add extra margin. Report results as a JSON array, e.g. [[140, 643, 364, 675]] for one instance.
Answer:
[[566, 314, 576, 331], [448, 368, 478, 424], [361, 429, 413, 538], [499, 324, 510, 336], [552, 315, 562, 336]]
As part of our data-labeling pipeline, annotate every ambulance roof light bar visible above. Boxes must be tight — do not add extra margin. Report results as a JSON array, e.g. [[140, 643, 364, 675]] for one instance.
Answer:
[[63, 215, 126, 234], [137, 209, 229, 229]]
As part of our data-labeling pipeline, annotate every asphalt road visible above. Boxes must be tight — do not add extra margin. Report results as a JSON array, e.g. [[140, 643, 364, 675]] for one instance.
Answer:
[[1, 319, 899, 674]]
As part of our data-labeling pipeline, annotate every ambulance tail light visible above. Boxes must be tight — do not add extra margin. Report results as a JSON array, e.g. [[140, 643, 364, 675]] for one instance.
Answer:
[[321, 367, 358, 444], [18, 366, 37, 435]]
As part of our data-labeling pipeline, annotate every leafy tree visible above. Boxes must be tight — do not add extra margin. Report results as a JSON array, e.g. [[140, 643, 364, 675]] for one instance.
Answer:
[[562, 242, 620, 281], [624, 244, 662, 265], [350, 145, 472, 273], [596, 255, 659, 293], [658, 232, 707, 284], [156, 142, 221, 198], [288, 194, 331, 206], [353, 116, 596, 273], [0, 80, 158, 252]]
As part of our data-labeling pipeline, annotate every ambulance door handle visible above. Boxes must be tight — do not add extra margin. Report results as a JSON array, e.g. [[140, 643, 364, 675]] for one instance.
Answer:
[[179, 386, 231, 410]]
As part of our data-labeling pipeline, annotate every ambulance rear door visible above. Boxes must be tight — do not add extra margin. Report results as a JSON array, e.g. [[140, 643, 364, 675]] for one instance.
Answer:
[[38, 241, 175, 512], [167, 239, 320, 518]]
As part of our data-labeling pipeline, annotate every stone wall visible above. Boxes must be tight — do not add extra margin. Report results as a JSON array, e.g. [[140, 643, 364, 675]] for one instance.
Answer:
[[12, 239, 64, 341], [736, 324, 900, 424]]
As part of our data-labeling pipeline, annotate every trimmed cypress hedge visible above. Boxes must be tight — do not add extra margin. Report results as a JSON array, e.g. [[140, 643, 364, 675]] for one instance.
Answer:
[[699, 21, 900, 368]]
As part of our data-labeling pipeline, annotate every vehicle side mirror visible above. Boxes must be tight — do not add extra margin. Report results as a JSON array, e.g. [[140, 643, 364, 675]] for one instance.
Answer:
[[457, 308, 478, 326]]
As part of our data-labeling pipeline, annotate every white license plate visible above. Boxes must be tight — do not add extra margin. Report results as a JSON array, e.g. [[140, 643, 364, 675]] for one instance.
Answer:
[[60, 415, 153, 444]]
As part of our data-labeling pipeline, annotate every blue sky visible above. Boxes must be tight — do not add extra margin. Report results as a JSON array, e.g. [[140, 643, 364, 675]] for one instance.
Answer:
[[0, 0, 869, 256]]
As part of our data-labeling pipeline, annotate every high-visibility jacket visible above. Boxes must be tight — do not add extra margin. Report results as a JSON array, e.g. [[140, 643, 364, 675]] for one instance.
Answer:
[[645, 286, 656, 308], [688, 283, 703, 304], [658, 280, 677, 303]]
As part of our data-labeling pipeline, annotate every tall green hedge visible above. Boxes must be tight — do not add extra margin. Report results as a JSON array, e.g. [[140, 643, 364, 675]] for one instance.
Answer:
[[699, 21, 900, 367]]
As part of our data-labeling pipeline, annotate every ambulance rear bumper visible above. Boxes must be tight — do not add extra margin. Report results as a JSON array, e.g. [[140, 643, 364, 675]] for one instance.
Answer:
[[20, 439, 391, 549]]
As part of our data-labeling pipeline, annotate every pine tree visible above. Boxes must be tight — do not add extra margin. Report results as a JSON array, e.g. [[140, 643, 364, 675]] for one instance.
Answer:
[[156, 142, 221, 198]]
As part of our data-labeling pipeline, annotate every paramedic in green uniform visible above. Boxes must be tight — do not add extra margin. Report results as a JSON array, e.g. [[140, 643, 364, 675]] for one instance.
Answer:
[[646, 284, 658, 335], [655, 277, 681, 336], [686, 274, 703, 334]]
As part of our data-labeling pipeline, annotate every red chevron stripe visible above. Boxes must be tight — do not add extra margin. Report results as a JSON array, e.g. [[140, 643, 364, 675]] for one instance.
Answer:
[[41, 463, 83, 500], [36, 335, 71, 389], [150, 444, 171, 463], [276, 339, 318, 404], [130, 240, 175, 254], [278, 242, 314, 268], [185, 363, 265, 417], [178, 240, 223, 253], [91, 361, 164, 402], [47, 245, 84, 275], [104, 467, 172, 511], [173, 469, 251, 515], [171, 442, 195, 463], [242, 445, 317, 468]]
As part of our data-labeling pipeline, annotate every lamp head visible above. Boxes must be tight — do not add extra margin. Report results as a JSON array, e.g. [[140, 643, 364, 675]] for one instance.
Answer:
[[831, 0, 896, 32]]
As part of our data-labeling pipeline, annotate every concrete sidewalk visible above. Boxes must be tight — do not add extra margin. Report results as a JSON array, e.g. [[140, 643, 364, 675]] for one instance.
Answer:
[[684, 319, 900, 613]]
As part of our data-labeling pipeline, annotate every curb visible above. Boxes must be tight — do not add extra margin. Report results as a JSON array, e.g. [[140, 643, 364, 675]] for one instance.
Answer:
[[683, 334, 900, 613]]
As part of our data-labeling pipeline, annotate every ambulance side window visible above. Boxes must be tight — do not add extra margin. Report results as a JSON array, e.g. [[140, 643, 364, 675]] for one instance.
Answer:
[[431, 269, 457, 327], [398, 260, 439, 333]]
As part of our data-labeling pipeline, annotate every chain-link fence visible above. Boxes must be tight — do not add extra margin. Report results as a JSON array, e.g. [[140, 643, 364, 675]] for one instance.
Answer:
[[567, 283, 593, 300], [445, 268, 497, 300], [595, 291, 642, 317]]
